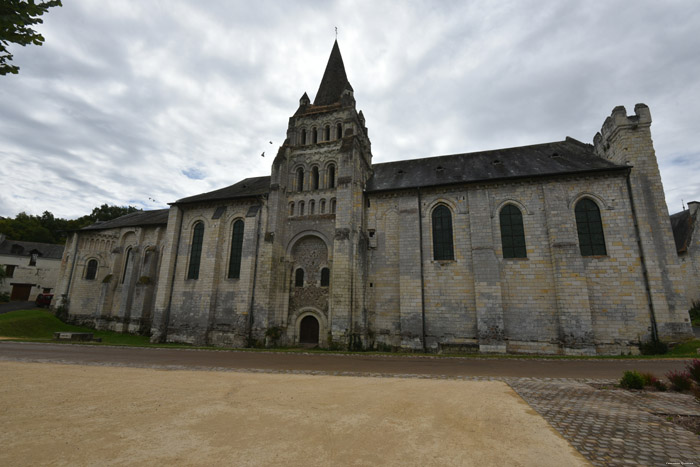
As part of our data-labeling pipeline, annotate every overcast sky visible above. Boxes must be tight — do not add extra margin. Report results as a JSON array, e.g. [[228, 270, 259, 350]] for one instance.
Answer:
[[1, 0, 699, 219]]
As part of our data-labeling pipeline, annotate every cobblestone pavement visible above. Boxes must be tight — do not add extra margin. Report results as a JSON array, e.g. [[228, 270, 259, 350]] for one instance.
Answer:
[[508, 379, 700, 466]]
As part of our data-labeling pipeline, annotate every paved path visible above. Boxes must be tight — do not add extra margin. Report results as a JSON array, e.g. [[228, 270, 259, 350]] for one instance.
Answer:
[[2, 342, 699, 465], [0, 341, 693, 379], [0, 301, 36, 314]]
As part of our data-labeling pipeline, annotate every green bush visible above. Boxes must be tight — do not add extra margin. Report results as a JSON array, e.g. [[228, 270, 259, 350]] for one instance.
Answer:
[[640, 340, 668, 355], [689, 301, 700, 326], [0, 291, 9, 303], [666, 370, 693, 392], [620, 370, 644, 390]]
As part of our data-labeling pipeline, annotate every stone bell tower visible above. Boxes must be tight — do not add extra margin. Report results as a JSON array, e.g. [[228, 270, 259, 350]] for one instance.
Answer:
[[258, 41, 373, 348]]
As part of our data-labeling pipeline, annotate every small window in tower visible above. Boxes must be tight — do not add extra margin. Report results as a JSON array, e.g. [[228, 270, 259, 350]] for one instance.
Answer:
[[330, 198, 337, 214], [296, 167, 304, 192], [324, 125, 330, 141], [312, 127, 318, 144], [336, 123, 343, 139], [320, 267, 330, 287], [320, 199, 326, 214], [299, 201, 305, 216], [310, 200, 315, 215], [312, 166, 319, 190], [289, 202, 295, 216], [301, 129, 307, 145], [295, 268, 304, 287], [327, 164, 336, 188]]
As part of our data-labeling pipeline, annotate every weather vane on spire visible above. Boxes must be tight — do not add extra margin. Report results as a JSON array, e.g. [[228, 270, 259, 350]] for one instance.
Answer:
[[335, 27, 338, 40]]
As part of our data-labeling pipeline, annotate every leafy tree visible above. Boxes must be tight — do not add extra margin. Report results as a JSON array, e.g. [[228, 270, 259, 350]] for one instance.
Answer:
[[0, 0, 63, 75]]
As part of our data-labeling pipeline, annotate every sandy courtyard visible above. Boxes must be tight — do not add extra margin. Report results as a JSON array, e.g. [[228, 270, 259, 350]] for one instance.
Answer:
[[0, 361, 587, 466]]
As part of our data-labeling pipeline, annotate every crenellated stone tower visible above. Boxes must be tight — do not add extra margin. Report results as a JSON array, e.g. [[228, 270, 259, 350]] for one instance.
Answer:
[[256, 41, 373, 347], [594, 104, 692, 340]]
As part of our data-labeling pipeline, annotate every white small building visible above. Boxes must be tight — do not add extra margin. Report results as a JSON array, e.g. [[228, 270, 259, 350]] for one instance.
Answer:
[[0, 233, 65, 302]]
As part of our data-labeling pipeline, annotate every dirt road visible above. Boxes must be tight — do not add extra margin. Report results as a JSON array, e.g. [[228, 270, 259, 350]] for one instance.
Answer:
[[0, 361, 587, 466], [0, 341, 691, 379]]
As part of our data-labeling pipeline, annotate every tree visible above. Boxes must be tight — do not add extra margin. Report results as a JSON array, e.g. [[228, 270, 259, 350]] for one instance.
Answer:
[[0, 0, 62, 75]]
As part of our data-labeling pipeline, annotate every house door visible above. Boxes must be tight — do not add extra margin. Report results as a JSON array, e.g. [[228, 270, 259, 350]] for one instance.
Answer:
[[10, 284, 32, 301], [299, 315, 319, 344]]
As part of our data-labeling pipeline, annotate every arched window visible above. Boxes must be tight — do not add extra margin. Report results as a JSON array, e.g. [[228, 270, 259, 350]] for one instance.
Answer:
[[228, 220, 244, 279], [500, 204, 527, 258], [85, 259, 98, 280], [312, 127, 318, 144], [327, 164, 336, 188], [320, 199, 326, 214], [330, 198, 337, 214], [311, 166, 319, 190], [296, 167, 304, 192], [575, 198, 607, 256], [309, 200, 315, 215], [301, 129, 307, 145], [295, 268, 304, 287], [299, 201, 305, 216], [336, 123, 342, 139], [121, 248, 133, 283], [289, 202, 295, 216], [320, 267, 330, 287], [324, 125, 330, 141], [432, 205, 454, 260], [187, 222, 204, 279]]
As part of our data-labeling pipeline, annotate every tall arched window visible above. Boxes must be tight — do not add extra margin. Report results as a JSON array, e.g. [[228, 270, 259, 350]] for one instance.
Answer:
[[330, 198, 336, 214], [327, 164, 336, 188], [187, 222, 204, 279], [324, 125, 331, 141], [121, 248, 133, 283], [336, 123, 342, 139], [85, 259, 98, 280], [432, 205, 454, 260], [301, 129, 307, 145], [296, 167, 304, 192], [320, 267, 330, 287], [228, 220, 244, 279], [575, 198, 607, 256], [312, 127, 318, 144], [295, 268, 304, 287], [500, 204, 527, 258], [311, 166, 319, 190]]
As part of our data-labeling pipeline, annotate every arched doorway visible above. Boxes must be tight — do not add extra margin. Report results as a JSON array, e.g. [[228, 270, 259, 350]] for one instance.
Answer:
[[299, 315, 320, 344]]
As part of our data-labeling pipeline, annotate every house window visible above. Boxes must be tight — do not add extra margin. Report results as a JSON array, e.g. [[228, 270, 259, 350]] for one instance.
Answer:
[[432, 205, 454, 260], [336, 122, 343, 139], [29, 253, 38, 266], [320, 267, 330, 287], [324, 125, 330, 141], [85, 259, 98, 280], [228, 220, 244, 279], [5, 265, 15, 278], [295, 268, 304, 287], [500, 204, 527, 258], [327, 164, 336, 188], [296, 167, 304, 192], [311, 166, 319, 190], [121, 248, 133, 283], [187, 222, 204, 279], [575, 198, 607, 256]]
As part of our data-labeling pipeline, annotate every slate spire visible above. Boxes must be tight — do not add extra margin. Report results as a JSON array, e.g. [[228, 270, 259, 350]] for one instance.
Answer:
[[313, 40, 353, 106]]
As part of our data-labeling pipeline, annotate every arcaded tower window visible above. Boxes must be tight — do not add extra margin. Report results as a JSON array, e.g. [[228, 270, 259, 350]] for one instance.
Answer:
[[336, 123, 342, 139], [324, 125, 330, 141], [309, 200, 315, 215], [299, 201, 305, 216], [311, 166, 319, 190], [296, 167, 304, 192], [320, 199, 326, 214], [301, 129, 307, 145], [187, 222, 204, 280], [327, 164, 336, 188], [330, 198, 337, 214], [432, 205, 454, 261], [575, 198, 607, 256], [289, 202, 295, 216], [500, 204, 527, 258], [312, 127, 318, 144]]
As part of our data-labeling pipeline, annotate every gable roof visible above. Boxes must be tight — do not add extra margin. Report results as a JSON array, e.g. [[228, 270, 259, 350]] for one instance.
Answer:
[[0, 238, 64, 259], [366, 138, 628, 193], [313, 40, 353, 106], [81, 209, 170, 231], [175, 176, 270, 205], [670, 209, 696, 254]]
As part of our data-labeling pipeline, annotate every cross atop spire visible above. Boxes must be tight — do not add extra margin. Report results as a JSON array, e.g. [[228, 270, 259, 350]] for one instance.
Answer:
[[313, 40, 353, 106]]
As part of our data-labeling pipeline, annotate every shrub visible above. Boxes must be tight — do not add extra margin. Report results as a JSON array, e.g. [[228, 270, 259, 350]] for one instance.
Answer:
[[620, 370, 644, 390], [686, 359, 700, 385], [640, 372, 657, 386], [689, 301, 700, 327], [0, 291, 9, 303], [640, 340, 668, 355], [666, 370, 693, 392]]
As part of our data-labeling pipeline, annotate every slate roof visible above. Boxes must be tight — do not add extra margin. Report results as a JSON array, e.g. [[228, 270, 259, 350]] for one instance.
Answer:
[[313, 40, 353, 106], [175, 176, 270, 205], [670, 209, 696, 254], [81, 209, 170, 231], [366, 138, 629, 193], [0, 238, 64, 259]]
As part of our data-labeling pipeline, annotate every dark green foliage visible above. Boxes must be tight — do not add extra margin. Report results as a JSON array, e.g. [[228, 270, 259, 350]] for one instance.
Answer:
[[0, 205, 139, 244], [689, 301, 700, 327], [686, 359, 700, 384], [265, 326, 283, 345], [666, 370, 693, 392], [0, 0, 62, 75], [639, 340, 668, 355], [639, 372, 667, 391], [0, 291, 9, 302], [619, 370, 644, 390]]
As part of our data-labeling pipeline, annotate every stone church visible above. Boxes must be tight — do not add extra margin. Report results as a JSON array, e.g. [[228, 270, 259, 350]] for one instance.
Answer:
[[55, 41, 699, 355]]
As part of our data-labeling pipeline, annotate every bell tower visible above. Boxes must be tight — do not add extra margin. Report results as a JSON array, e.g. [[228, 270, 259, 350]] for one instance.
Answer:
[[259, 41, 373, 348]]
